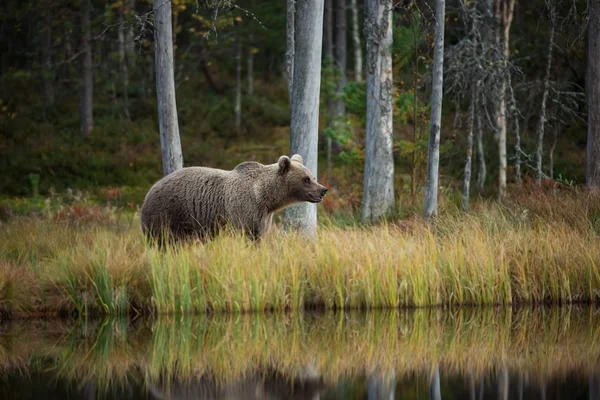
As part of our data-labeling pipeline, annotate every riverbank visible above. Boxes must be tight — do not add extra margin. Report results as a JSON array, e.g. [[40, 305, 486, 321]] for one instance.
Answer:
[[1, 192, 600, 317]]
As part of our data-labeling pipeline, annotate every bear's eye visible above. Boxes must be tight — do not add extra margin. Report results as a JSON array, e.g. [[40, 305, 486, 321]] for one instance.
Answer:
[[303, 177, 310, 184]]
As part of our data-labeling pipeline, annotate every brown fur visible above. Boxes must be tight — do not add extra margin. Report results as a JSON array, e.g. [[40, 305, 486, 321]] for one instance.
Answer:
[[140, 154, 327, 243]]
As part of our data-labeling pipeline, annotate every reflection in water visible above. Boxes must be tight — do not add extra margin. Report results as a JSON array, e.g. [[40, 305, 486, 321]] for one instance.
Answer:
[[0, 307, 599, 399]]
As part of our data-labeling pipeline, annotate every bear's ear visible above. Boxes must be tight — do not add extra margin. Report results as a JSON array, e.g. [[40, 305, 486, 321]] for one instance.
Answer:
[[291, 154, 304, 165], [278, 155, 291, 175]]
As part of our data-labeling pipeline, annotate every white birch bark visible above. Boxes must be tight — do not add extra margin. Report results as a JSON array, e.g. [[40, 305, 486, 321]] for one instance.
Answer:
[[324, 0, 334, 169], [361, 0, 394, 223], [80, 0, 93, 137], [350, 0, 362, 82], [286, 0, 295, 105], [423, 0, 445, 219], [508, 74, 522, 183], [587, 0, 600, 188], [284, 0, 324, 235], [535, 5, 555, 185], [496, 0, 516, 198], [118, 8, 131, 121], [154, 0, 183, 176]]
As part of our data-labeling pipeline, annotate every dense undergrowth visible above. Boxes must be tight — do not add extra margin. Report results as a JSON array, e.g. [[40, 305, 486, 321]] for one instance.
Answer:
[[1, 191, 599, 317]]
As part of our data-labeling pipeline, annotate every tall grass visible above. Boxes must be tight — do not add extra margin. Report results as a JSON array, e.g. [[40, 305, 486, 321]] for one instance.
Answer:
[[1, 308, 599, 387], [1, 192, 600, 316]]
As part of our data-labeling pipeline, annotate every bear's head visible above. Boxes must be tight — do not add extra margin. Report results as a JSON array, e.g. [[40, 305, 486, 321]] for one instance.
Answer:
[[278, 154, 328, 203]]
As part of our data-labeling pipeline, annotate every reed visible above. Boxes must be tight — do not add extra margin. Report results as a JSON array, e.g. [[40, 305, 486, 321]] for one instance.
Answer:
[[1, 192, 600, 316]]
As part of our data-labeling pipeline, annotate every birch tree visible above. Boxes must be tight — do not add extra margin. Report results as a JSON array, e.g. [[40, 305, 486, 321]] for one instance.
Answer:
[[535, 1, 556, 185], [324, 0, 334, 168], [154, 0, 183, 176], [495, 0, 516, 198], [361, 0, 394, 222], [286, 0, 295, 105], [423, 0, 445, 219], [350, 0, 362, 81], [587, 0, 600, 188], [117, 4, 131, 121], [284, 0, 324, 235], [80, 0, 93, 137], [334, 0, 347, 121]]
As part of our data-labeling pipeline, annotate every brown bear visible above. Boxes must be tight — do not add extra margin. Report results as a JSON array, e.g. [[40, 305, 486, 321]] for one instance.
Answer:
[[140, 154, 327, 244]]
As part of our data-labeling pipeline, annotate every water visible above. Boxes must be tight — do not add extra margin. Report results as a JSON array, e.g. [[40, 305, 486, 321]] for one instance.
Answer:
[[1, 307, 598, 399]]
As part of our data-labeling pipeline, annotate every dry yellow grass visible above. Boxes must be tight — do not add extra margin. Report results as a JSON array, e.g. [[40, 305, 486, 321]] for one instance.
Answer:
[[1, 192, 600, 316]]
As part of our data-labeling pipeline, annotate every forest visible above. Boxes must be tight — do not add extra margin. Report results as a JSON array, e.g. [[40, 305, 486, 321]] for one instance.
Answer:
[[1, 0, 600, 316]]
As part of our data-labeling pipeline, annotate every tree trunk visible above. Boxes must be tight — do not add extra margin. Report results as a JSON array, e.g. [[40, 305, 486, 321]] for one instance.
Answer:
[[79, 0, 93, 137], [41, 0, 54, 115], [587, 0, 600, 188], [247, 34, 254, 96], [495, 0, 516, 198], [284, 0, 324, 235], [125, 0, 135, 59], [334, 0, 347, 120], [429, 365, 441, 400], [423, 0, 445, 219], [508, 74, 522, 183], [361, 0, 394, 222], [286, 0, 295, 105], [549, 123, 560, 180], [154, 0, 183, 176], [463, 84, 477, 210], [324, 0, 334, 169], [350, 0, 362, 82], [536, 5, 555, 185], [235, 41, 242, 132], [118, 7, 131, 121], [476, 107, 486, 194]]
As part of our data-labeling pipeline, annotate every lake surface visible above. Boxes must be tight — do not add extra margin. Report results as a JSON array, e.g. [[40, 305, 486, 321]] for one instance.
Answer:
[[1, 307, 599, 399]]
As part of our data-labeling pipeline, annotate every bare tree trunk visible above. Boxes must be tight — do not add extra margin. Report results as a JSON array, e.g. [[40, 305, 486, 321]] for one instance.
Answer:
[[549, 123, 560, 180], [324, 0, 334, 169], [247, 34, 254, 96], [429, 365, 441, 400], [334, 0, 347, 119], [125, 0, 135, 58], [508, 74, 521, 183], [284, 0, 324, 235], [423, 0, 445, 219], [463, 84, 477, 210], [411, 18, 420, 197], [495, 0, 516, 198], [536, 5, 556, 185], [286, 0, 295, 105], [80, 0, 93, 137], [235, 41, 242, 132], [587, 0, 600, 188], [476, 108, 486, 193], [118, 7, 131, 121], [361, 0, 394, 222], [41, 0, 54, 115], [350, 0, 362, 81], [154, 0, 183, 176]]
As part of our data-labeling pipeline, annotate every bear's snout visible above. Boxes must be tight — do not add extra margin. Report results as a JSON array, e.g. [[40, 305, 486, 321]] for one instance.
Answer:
[[321, 187, 328, 197]]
